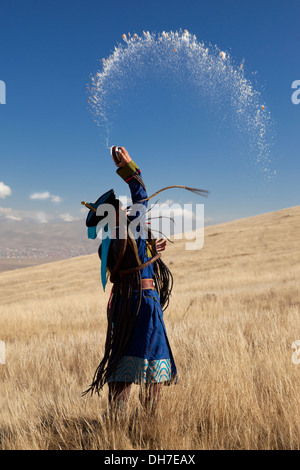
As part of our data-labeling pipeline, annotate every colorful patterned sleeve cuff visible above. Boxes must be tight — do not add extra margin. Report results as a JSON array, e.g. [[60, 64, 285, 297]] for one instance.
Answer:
[[116, 160, 140, 182]]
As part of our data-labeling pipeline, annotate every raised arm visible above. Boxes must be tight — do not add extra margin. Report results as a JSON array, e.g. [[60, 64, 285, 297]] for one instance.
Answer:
[[112, 146, 166, 252], [112, 146, 148, 207]]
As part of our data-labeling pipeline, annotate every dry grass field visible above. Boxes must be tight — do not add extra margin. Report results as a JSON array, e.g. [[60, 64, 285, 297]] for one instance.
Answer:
[[0, 206, 299, 450]]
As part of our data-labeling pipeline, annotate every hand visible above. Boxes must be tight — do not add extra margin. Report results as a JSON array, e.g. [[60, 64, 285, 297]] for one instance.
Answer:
[[112, 146, 132, 168], [156, 238, 167, 252]]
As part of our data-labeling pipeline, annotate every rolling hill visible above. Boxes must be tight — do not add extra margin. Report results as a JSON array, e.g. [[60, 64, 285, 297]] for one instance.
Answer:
[[0, 205, 299, 305]]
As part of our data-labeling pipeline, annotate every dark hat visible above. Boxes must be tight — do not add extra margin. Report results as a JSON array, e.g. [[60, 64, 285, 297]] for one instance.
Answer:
[[83, 189, 119, 228], [82, 189, 119, 286]]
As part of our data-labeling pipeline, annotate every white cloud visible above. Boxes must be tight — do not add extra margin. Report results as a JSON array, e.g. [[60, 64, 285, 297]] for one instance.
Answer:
[[0, 206, 12, 215], [35, 211, 49, 223], [0, 182, 12, 199], [0, 206, 41, 222], [164, 199, 175, 205], [30, 191, 62, 202], [6, 215, 22, 221], [0, 206, 79, 224], [59, 213, 79, 222], [51, 195, 62, 203], [0, 206, 22, 221], [0, 206, 69, 224], [30, 191, 51, 200]]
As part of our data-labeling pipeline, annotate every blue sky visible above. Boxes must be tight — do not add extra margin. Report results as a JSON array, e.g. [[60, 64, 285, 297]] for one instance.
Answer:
[[0, 0, 299, 226]]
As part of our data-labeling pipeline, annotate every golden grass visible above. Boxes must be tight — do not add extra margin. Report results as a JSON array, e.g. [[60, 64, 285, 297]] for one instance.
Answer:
[[0, 206, 300, 449]]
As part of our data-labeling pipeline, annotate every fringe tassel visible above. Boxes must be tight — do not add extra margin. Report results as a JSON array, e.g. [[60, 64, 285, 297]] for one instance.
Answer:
[[139, 185, 209, 202]]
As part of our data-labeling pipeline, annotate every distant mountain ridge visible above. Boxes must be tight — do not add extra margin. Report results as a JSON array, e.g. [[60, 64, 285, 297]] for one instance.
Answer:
[[0, 217, 98, 271], [0, 205, 299, 273]]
